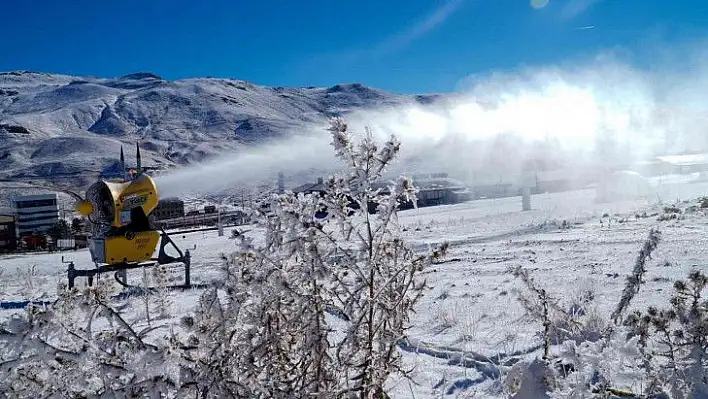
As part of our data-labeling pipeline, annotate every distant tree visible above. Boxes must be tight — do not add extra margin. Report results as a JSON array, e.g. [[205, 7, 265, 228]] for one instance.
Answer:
[[70, 217, 86, 234], [48, 220, 71, 240]]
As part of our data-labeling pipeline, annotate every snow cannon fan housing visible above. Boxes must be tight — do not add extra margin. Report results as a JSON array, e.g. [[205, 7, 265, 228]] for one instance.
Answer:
[[78, 174, 160, 265]]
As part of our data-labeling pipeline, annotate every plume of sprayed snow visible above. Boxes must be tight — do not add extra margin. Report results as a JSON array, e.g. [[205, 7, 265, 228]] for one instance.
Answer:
[[155, 132, 338, 198], [156, 46, 708, 198], [348, 56, 692, 178]]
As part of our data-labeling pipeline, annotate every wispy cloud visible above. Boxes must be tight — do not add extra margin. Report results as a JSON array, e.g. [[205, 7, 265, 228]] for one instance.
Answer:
[[292, 0, 467, 83], [560, 0, 602, 20], [370, 0, 467, 56]]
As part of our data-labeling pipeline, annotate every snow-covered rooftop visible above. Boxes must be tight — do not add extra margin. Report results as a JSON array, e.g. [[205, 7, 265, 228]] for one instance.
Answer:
[[656, 153, 708, 166]]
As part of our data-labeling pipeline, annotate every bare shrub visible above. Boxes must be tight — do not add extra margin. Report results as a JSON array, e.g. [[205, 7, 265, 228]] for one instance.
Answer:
[[513, 267, 606, 355], [611, 228, 661, 324], [625, 270, 708, 397], [511, 227, 708, 398]]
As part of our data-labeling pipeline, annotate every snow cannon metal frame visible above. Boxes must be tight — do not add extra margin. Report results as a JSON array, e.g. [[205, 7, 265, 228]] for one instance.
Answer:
[[67, 144, 192, 290]]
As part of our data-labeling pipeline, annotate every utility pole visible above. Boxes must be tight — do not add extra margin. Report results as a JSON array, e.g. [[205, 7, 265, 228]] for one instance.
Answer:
[[277, 172, 285, 194], [521, 167, 537, 212], [521, 186, 531, 211]]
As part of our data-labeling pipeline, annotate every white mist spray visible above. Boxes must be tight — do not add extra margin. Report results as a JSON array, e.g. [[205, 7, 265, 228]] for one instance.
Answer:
[[155, 47, 708, 199], [155, 132, 337, 198]]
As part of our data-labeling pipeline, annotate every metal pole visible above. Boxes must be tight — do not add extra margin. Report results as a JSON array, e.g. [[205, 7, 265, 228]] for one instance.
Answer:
[[520, 170, 535, 212], [277, 172, 285, 194], [522, 187, 531, 211]]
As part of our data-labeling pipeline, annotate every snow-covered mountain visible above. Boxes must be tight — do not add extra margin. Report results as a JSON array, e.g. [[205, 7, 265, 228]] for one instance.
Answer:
[[0, 70, 426, 188]]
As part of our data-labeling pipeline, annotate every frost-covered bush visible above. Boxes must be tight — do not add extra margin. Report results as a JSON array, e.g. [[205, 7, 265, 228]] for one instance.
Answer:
[[0, 282, 181, 397], [513, 267, 607, 355], [623, 270, 708, 398], [509, 228, 708, 398], [0, 117, 446, 398], [698, 197, 708, 209], [183, 117, 448, 397]]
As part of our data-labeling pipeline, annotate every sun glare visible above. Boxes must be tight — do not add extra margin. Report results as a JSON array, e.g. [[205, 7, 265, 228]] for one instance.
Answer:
[[530, 0, 550, 9]]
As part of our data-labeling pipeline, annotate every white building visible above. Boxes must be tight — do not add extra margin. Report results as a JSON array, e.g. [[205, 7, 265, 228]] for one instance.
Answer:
[[13, 194, 59, 236]]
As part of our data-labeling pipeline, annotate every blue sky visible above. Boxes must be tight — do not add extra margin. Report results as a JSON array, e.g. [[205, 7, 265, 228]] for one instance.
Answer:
[[0, 0, 706, 93]]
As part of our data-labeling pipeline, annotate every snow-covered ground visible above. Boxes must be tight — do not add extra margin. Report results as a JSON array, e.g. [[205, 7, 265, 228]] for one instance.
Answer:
[[3, 182, 708, 397]]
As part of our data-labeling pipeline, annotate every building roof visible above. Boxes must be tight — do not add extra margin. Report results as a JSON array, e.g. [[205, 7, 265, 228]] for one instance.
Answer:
[[159, 197, 184, 203], [292, 180, 391, 194], [13, 193, 57, 202], [292, 182, 326, 193], [656, 153, 708, 166], [413, 177, 467, 190], [291, 177, 472, 195]]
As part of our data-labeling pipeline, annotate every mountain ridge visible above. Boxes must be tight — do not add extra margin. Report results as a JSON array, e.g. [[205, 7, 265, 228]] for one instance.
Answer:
[[0, 70, 429, 189]]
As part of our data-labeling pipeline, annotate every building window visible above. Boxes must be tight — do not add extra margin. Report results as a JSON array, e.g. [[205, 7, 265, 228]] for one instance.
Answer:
[[15, 199, 57, 209], [0, 225, 7, 231], [16, 214, 58, 223]]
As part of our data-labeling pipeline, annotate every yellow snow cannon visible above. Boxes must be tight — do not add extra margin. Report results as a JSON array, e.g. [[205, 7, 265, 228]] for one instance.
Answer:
[[77, 170, 160, 264], [67, 144, 191, 289]]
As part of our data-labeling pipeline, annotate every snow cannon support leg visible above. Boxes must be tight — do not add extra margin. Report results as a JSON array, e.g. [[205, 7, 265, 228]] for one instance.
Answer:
[[184, 249, 191, 288], [116, 269, 127, 286], [67, 261, 76, 289], [154, 229, 192, 288], [66, 260, 95, 289]]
